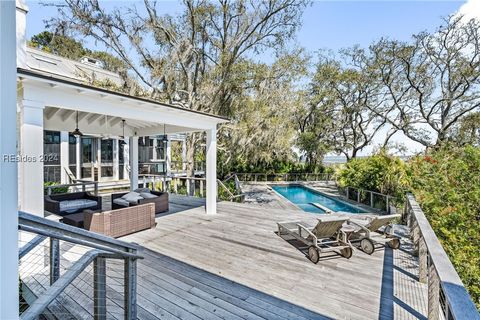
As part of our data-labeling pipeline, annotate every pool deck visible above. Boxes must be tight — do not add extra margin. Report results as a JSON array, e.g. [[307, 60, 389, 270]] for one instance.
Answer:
[[24, 190, 428, 319], [241, 181, 383, 214]]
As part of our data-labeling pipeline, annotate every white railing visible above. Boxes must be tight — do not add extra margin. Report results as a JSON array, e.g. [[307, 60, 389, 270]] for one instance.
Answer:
[[404, 194, 479, 319]]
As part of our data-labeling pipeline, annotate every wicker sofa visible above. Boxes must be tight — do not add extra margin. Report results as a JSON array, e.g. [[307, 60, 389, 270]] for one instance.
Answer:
[[111, 190, 169, 214], [83, 203, 156, 238], [45, 192, 102, 216]]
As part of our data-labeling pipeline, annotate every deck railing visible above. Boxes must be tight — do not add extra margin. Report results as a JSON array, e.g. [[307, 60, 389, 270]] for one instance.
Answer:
[[18, 211, 142, 319], [44, 180, 99, 196], [338, 186, 401, 214], [138, 174, 244, 202], [404, 194, 479, 320], [235, 172, 334, 182]]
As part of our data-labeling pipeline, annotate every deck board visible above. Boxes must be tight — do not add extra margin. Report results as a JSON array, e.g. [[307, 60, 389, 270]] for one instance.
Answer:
[[23, 189, 427, 319]]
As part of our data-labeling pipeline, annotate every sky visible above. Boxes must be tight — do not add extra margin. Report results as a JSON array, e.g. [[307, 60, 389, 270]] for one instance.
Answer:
[[25, 0, 476, 156]]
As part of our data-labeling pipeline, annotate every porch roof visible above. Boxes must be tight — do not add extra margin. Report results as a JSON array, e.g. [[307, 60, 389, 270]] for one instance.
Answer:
[[18, 68, 229, 136]]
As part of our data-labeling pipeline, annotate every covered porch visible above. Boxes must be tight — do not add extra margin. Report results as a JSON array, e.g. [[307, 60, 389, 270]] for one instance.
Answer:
[[17, 68, 228, 216]]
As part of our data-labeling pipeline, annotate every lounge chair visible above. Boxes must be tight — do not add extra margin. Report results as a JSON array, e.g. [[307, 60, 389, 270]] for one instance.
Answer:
[[348, 214, 401, 254], [277, 217, 353, 263]]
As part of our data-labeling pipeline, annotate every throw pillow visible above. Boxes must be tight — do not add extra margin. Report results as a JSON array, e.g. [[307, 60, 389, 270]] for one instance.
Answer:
[[113, 198, 130, 207], [134, 188, 151, 194], [140, 192, 158, 199]]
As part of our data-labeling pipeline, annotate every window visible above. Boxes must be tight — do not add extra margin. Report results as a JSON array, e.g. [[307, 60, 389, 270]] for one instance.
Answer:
[[69, 134, 77, 165], [101, 139, 113, 162], [82, 138, 93, 163], [43, 131, 60, 165]]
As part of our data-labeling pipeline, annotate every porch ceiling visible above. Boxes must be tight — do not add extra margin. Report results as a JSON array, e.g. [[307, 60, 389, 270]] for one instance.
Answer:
[[43, 106, 199, 136], [18, 68, 229, 136]]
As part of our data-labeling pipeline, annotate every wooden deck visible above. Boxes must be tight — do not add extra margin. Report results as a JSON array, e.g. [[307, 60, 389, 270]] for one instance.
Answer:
[[122, 197, 428, 320], [24, 193, 428, 319]]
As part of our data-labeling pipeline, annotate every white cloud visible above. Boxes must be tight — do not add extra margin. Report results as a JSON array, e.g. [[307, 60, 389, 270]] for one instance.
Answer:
[[458, 0, 480, 22]]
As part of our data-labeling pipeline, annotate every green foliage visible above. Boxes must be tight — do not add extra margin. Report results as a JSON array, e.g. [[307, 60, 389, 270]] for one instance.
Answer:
[[44, 182, 69, 195], [336, 149, 410, 200], [409, 145, 480, 307], [337, 146, 480, 307]]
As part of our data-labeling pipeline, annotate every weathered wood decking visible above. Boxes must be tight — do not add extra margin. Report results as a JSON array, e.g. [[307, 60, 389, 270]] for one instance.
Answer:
[[23, 190, 428, 319], [122, 196, 428, 319]]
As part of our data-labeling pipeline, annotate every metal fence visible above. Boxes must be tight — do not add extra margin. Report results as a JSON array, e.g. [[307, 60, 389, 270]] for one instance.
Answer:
[[338, 186, 401, 214], [18, 211, 141, 320], [235, 172, 334, 183], [404, 194, 479, 320]]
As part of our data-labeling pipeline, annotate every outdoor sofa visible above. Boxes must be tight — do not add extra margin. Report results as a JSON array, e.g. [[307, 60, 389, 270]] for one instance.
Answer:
[[84, 203, 156, 238], [45, 191, 102, 216], [111, 188, 169, 214]]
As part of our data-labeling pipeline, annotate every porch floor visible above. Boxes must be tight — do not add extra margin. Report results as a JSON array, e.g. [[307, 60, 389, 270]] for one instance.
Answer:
[[24, 194, 428, 319]]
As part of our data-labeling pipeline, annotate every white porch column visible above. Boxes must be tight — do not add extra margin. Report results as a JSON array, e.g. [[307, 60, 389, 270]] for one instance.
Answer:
[[19, 99, 44, 216], [152, 137, 158, 160], [113, 138, 119, 180], [182, 138, 187, 171], [96, 138, 101, 180], [206, 128, 217, 215], [129, 136, 139, 190], [166, 136, 171, 175], [1, 1, 19, 318], [75, 136, 81, 179], [60, 131, 69, 184]]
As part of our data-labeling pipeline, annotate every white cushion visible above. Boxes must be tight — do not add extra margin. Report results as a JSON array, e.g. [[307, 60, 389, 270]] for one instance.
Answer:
[[59, 199, 97, 214], [121, 192, 143, 204], [140, 192, 157, 199], [113, 198, 129, 207]]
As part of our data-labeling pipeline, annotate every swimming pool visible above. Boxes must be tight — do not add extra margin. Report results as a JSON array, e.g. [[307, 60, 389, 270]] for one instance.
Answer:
[[271, 185, 367, 214]]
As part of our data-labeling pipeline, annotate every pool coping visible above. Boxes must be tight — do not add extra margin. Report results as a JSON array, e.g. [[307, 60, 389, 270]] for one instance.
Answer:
[[268, 182, 375, 215]]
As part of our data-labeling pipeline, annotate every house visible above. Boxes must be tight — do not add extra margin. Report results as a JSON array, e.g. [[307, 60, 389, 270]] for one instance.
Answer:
[[15, 2, 228, 217]]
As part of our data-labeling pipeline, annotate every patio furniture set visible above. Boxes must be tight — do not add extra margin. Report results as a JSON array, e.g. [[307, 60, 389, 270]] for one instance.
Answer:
[[277, 214, 400, 263], [44, 188, 168, 238]]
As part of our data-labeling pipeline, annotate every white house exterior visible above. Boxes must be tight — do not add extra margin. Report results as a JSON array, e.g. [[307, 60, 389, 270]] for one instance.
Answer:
[[15, 2, 228, 217]]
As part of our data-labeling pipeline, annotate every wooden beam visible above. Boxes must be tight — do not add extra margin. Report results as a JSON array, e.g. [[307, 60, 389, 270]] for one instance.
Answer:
[[87, 113, 103, 125], [109, 117, 122, 127], [45, 107, 60, 120], [61, 109, 76, 121], [77, 112, 88, 122]]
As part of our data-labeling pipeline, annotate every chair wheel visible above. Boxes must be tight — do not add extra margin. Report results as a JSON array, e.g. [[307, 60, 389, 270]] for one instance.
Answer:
[[387, 238, 400, 249], [308, 246, 320, 264], [361, 238, 375, 255], [340, 247, 353, 259]]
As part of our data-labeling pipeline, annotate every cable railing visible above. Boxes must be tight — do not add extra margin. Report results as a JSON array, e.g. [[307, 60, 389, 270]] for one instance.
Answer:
[[138, 174, 244, 202], [18, 211, 142, 320], [235, 172, 334, 182], [404, 194, 479, 320], [44, 180, 99, 196], [337, 186, 401, 214]]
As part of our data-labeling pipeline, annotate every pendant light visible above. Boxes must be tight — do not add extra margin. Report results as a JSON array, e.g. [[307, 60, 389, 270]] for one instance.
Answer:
[[119, 119, 126, 146], [162, 123, 168, 142], [72, 111, 83, 136]]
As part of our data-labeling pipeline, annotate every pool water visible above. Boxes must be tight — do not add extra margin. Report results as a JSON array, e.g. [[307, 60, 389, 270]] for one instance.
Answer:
[[271, 185, 366, 214]]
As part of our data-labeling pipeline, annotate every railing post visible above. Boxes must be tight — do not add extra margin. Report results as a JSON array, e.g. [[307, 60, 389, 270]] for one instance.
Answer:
[[50, 238, 60, 285], [124, 256, 137, 320], [386, 196, 390, 214], [346, 187, 349, 200], [93, 257, 107, 320], [419, 238, 428, 283], [174, 178, 178, 193], [200, 180, 204, 197], [47, 187, 52, 196], [357, 189, 360, 203], [370, 192, 373, 208], [427, 263, 441, 320]]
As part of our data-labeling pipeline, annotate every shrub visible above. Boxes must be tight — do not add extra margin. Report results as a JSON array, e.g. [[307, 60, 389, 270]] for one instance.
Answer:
[[43, 182, 69, 195]]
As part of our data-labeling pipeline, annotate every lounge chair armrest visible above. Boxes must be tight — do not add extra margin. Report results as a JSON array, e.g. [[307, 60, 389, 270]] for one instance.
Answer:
[[296, 223, 317, 245]]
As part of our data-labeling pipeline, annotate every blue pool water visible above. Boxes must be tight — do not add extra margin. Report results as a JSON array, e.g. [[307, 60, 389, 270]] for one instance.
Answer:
[[271, 185, 366, 214]]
